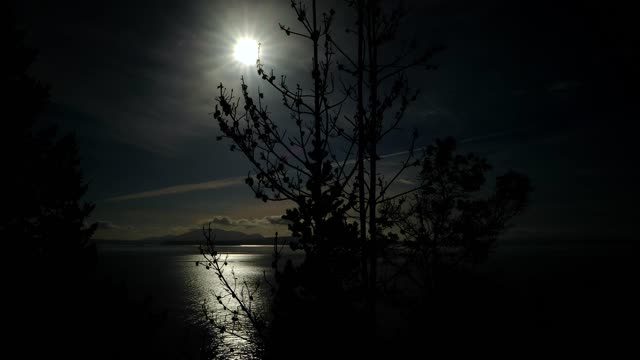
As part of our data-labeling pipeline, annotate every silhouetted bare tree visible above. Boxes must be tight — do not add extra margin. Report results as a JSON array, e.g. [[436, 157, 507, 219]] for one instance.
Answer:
[[211, 0, 365, 356], [214, 2, 360, 268], [208, 0, 445, 356]]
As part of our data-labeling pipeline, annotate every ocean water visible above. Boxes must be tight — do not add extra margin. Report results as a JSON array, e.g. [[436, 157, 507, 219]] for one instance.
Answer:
[[96, 244, 292, 358], [96, 239, 638, 357]]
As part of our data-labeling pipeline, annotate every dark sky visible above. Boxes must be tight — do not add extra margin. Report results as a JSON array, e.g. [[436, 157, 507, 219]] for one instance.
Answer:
[[14, 0, 639, 241]]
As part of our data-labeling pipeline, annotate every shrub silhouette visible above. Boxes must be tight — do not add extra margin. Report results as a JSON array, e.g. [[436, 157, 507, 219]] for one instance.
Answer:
[[380, 136, 531, 291], [2, 7, 96, 270], [4, 11, 175, 359]]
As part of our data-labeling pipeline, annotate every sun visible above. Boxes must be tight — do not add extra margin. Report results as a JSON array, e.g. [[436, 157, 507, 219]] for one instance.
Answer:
[[233, 37, 259, 65]]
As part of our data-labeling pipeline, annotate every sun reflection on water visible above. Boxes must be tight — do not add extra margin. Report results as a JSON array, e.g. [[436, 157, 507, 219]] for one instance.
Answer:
[[97, 244, 303, 359]]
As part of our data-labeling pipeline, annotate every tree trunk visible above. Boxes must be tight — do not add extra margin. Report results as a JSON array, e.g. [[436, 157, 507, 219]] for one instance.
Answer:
[[366, 0, 379, 334], [357, 0, 368, 301], [311, 0, 323, 239]]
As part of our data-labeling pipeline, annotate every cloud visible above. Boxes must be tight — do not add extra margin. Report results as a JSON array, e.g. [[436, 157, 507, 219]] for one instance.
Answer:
[[96, 220, 118, 230], [210, 216, 233, 226], [205, 215, 291, 228], [105, 177, 245, 202], [264, 215, 291, 225], [395, 178, 416, 186], [549, 80, 581, 94], [95, 220, 134, 230]]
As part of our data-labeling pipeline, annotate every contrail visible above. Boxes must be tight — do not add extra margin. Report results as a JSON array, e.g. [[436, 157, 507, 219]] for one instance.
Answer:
[[365, 128, 526, 161], [105, 177, 245, 202], [105, 129, 525, 202]]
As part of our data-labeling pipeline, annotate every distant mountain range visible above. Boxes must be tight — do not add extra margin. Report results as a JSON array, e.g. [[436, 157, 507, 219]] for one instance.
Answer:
[[96, 228, 280, 246]]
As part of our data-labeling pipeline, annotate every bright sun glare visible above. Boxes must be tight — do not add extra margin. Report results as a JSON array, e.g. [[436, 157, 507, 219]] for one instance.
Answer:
[[233, 38, 259, 65]]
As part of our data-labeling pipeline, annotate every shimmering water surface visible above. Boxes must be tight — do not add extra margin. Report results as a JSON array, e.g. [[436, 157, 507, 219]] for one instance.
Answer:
[[97, 244, 295, 358], [96, 240, 637, 358]]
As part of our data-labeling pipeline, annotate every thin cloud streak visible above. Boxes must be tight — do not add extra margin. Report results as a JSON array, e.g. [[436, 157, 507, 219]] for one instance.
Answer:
[[105, 177, 245, 202], [105, 129, 528, 202], [343, 128, 529, 164]]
